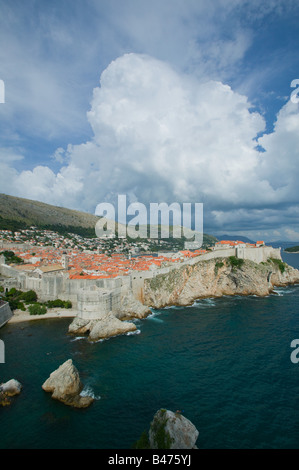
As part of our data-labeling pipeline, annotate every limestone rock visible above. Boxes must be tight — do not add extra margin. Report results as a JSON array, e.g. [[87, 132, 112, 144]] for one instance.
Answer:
[[143, 258, 299, 309], [0, 379, 22, 396], [0, 379, 22, 406], [69, 312, 137, 342], [42, 359, 94, 408], [68, 316, 93, 335], [148, 409, 199, 449], [88, 312, 137, 342], [116, 292, 152, 320]]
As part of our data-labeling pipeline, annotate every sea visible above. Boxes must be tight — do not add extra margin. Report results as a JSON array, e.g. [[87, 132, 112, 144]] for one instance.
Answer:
[[0, 248, 299, 449]]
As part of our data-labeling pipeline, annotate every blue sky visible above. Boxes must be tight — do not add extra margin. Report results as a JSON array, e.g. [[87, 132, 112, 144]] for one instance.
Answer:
[[0, 0, 299, 241]]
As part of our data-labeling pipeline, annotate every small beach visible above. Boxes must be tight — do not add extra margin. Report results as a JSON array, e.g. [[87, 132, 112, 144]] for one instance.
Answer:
[[8, 308, 77, 324]]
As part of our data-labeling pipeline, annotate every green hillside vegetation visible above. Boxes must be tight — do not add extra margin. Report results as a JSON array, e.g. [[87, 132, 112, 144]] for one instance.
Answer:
[[0, 193, 100, 228], [0, 216, 97, 238], [0, 193, 218, 246]]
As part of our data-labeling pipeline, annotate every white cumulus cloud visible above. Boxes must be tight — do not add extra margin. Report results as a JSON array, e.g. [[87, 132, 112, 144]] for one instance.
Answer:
[[3, 53, 299, 239]]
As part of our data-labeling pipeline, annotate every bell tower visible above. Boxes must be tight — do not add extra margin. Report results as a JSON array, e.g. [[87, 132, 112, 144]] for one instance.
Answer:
[[61, 254, 69, 270]]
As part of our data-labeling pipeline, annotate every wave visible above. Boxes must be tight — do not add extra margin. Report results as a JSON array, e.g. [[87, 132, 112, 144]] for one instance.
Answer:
[[91, 329, 141, 343], [126, 329, 141, 336], [70, 336, 86, 342], [80, 385, 101, 401], [272, 287, 290, 296], [193, 298, 216, 308], [271, 287, 296, 296], [147, 311, 165, 322], [272, 289, 283, 296], [147, 310, 163, 317]]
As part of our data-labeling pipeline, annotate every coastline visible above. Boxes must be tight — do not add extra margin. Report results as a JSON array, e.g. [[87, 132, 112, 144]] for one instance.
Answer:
[[8, 308, 77, 324]]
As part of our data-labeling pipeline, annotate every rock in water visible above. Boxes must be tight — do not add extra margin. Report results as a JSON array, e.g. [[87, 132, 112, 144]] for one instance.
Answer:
[[69, 312, 137, 342], [88, 312, 137, 341], [0, 379, 22, 396], [148, 409, 199, 449], [42, 359, 94, 408], [0, 379, 22, 406]]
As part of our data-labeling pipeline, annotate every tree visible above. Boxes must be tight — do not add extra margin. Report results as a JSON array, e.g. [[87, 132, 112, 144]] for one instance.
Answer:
[[28, 304, 47, 315], [20, 290, 37, 303]]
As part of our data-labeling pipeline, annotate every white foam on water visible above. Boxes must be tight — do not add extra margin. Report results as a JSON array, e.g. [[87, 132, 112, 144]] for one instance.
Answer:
[[70, 336, 85, 342], [147, 310, 162, 317], [80, 385, 101, 400], [92, 329, 141, 343], [194, 298, 216, 308], [161, 304, 184, 310], [272, 289, 284, 296], [147, 311, 165, 322], [126, 329, 141, 336]]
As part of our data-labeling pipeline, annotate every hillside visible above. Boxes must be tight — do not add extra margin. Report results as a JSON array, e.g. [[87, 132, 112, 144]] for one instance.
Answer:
[[0, 193, 99, 228], [0, 193, 217, 246]]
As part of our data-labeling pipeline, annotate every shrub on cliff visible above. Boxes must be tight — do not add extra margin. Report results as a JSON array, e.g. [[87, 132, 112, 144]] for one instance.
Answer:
[[214, 260, 224, 274], [269, 258, 287, 274], [150, 409, 174, 449], [228, 256, 244, 270]]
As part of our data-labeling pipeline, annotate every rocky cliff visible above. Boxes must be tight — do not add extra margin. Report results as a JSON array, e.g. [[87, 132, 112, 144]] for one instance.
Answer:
[[143, 257, 299, 308]]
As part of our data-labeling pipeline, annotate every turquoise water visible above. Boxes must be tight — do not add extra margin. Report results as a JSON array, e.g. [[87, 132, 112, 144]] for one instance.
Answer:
[[0, 252, 299, 449]]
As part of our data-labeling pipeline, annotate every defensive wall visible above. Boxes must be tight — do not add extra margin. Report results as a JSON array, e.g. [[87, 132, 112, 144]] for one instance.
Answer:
[[130, 245, 282, 302], [0, 263, 131, 308], [0, 245, 282, 309], [0, 301, 13, 328], [77, 286, 122, 320], [187, 245, 281, 265]]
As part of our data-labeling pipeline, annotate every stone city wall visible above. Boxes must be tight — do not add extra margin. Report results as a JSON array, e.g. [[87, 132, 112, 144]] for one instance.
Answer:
[[185, 246, 281, 265], [0, 261, 130, 308], [77, 286, 122, 320], [0, 301, 12, 328], [0, 246, 282, 309]]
